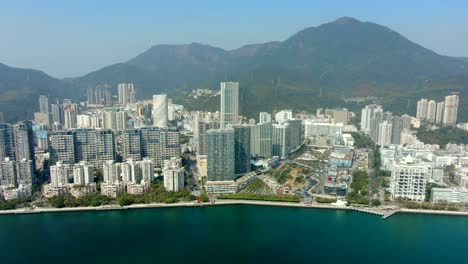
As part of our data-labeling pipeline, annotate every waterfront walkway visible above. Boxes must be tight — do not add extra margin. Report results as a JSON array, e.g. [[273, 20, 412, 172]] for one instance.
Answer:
[[1, 200, 468, 218]]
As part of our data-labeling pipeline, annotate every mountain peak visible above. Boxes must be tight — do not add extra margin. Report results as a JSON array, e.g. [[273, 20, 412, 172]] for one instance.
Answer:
[[332, 16, 361, 24]]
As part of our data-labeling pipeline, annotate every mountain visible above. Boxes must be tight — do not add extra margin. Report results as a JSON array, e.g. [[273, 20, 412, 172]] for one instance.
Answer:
[[2, 17, 467, 122], [0, 63, 74, 122], [70, 17, 467, 120]]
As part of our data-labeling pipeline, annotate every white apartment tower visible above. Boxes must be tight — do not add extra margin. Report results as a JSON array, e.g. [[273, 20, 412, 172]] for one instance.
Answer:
[[163, 157, 185, 192], [416, 99, 428, 120], [426, 100, 436, 122], [360, 104, 383, 134], [153, 94, 168, 127], [118, 83, 136, 105], [435, 101, 445, 124], [443, 94, 459, 126], [377, 121, 392, 146]]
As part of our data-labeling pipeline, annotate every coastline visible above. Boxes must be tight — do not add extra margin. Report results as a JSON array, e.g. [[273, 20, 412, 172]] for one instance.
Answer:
[[1, 200, 468, 218]]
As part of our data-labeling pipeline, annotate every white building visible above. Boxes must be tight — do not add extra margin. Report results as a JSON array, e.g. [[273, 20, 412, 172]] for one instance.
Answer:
[[275, 109, 293, 124], [416, 98, 428, 120], [259, 112, 271, 124], [360, 104, 383, 134], [118, 83, 136, 105], [152, 94, 168, 127], [389, 156, 430, 201], [431, 188, 468, 204], [163, 157, 185, 192], [377, 121, 392, 146], [443, 94, 459, 126], [304, 121, 343, 138], [426, 100, 436, 122], [435, 101, 445, 124]]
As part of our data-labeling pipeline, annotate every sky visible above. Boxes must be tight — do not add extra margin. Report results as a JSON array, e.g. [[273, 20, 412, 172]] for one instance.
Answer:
[[1, 0, 468, 78]]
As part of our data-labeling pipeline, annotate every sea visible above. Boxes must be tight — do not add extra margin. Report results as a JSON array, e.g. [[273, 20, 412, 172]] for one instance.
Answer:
[[0, 205, 467, 264]]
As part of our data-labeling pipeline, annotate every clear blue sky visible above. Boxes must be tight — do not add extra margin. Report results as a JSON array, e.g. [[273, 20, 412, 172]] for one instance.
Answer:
[[1, 0, 467, 78]]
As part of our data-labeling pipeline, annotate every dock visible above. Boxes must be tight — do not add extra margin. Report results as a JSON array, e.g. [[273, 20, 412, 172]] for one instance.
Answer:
[[382, 209, 400, 220]]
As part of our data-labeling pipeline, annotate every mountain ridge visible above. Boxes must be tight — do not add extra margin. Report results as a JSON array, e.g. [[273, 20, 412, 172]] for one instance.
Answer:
[[1, 17, 467, 121]]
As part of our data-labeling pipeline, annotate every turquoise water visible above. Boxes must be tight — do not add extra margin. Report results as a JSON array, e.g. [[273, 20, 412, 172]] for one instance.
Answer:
[[0, 205, 467, 264]]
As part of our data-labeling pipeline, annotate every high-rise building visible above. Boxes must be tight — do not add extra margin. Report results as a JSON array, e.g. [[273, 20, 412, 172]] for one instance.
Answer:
[[0, 112, 4, 123], [207, 128, 235, 181], [50, 162, 71, 187], [96, 130, 116, 168], [15, 159, 33, 186], [39, 95, 49, 114], [360, 104, 383, 134], [50, 131, 76, 164], [34, 112, 51, 127], [158, 128, 180, 165], [391, 116, 403, 145], [0, 158, 16, 187], [118, 83, 136, 105], [272, 123, 290, 159], [73, 161, 94, 186], [443, 94, 459, 126], [0, 123, 15, 162], [416, 98, 428, 120], [426, 100, 437, 122], [390, 159, 430, 201], [51, 102, 63, 124], [63, 106, 78, 129], [122, 129, 142, 161], [152, 94, 168, 127], [286, 119, 302, 149], [195, 120, 220, 155], [140, 158, 154, 183], [87, 85, 112, 106], [250, 122, 272, 159], [102, 109, 127, 131], [232, 125, 251, 175], [73, 129, 97, 165], [436, 101, 445, 124], [13, 121, 35, 164], [377, 121, 392, 146], [259, 112, 271, 124], [275, 110, 293, 124], [401, 115, 412, 130], [103, 160, 121, 184], [163, 157, 184, 192], [220, 82, 239, 128]]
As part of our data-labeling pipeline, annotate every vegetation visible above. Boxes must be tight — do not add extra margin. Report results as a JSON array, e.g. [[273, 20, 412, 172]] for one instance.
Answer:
[[43, 180, 196, 208], [217, 193, 300, 203], [270, 168, 292, 184], [417, 127, 468, 146], [199, 192, 209, 203], [351, 132, 375, 149], [47, 194, 113, 208], [243, 178, 270, 192], [315, 197, 337, 203], [396, 198, 461, 211], [346, 170, 370, 205], [0, 197, 33, 210], [371, 199, 382, 207]]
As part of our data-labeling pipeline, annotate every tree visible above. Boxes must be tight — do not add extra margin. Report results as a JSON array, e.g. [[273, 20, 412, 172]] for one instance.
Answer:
[[118, 193, 134, 206], [371, 199, 381, 207], [49, 196, 65, 208]]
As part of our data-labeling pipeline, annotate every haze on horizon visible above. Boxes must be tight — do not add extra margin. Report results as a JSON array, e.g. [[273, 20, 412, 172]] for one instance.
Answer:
[[1, 0, 468, 78]]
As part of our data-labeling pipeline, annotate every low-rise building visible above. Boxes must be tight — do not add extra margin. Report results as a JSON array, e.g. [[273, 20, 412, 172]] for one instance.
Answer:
[[431, 188, 468, 204]]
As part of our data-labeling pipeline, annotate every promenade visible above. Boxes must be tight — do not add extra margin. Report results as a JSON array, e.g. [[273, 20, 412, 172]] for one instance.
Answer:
[[1, 200, 468, 218]]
